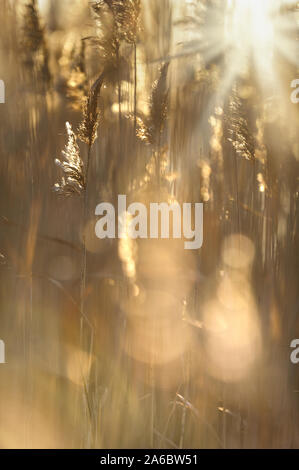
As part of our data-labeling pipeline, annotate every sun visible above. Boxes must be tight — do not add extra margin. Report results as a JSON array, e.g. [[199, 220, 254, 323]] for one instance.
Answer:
[[227, 1, 297, 67], [173, 0, 297, 94]]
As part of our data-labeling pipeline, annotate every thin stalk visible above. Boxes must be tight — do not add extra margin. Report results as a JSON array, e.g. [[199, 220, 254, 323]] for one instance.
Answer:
[[116, 46, 122, 131], [134, 42, 137, 132], [79, 144, 94, 447], [80, 145, 92, 335]]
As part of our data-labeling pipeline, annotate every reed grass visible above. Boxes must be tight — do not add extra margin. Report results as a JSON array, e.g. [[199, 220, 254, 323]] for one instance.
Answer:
[[0, 0, 298, 449]]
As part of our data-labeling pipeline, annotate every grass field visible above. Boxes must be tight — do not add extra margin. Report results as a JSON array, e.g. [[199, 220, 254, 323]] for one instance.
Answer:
[[0, 0, 298, 448]]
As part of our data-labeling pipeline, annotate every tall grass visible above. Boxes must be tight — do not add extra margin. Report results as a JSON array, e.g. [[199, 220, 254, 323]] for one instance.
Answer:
[[0, 0, 298, 449]]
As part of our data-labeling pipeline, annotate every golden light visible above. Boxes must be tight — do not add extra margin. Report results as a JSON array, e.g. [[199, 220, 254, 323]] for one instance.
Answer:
[[226, 0, 275, 52], [224, 0, 276, 87], [203, 235, 261, 382], [203, 274, 261, 382], [221, 0, 298, 92], [174, 0, 298, 104]]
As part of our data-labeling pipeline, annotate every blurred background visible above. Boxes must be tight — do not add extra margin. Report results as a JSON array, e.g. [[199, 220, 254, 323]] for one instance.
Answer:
[[0, 0, 298, 448]]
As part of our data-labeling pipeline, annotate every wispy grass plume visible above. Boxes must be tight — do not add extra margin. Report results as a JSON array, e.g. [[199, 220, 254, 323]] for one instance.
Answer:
[[54, 122, 85, 196]]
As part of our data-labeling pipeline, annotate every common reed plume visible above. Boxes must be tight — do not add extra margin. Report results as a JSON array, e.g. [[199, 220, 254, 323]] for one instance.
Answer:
[[90, 0, 141, 123], [54, 122, 85, 196], [90, 0, 136, 72], [92, 0, 141, 47], [226, 87, 256, 162], [22, 0, 51, 83], [134, 62, 169, 185], [78, 75, 104, 148], [135, 62, 169, 146]]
